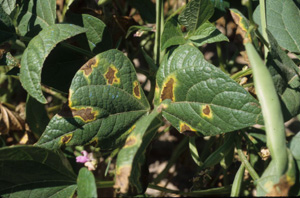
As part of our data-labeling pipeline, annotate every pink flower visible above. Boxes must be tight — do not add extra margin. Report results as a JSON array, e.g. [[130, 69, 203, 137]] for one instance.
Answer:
[[76, 151, 89, 163], [76, 150, 97, 171]]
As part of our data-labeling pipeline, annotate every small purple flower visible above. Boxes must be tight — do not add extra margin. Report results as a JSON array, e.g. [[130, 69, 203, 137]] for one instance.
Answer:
[[76, 151, 89, 163]]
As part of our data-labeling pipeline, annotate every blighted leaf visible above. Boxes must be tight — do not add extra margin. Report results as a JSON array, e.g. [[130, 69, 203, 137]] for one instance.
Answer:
[[230, 8, 252, 42], [0, 5, 16, 44], [19, 24, 86, 104], [189, 22, 228, 46], [0, 0, 16, 15], [36, 49, 150, 150], [179, 0, 214, 32], [0, 146, 77, 197], [17, 0, 56, 36], [253, 0, 300, 53], [161, 18, 186, 51], [155, 44, 263, 136], [26, 96, 50, 137], [77, 168, 97, 198], [256, 149, 296, 196], [115, 103, 164, 194]]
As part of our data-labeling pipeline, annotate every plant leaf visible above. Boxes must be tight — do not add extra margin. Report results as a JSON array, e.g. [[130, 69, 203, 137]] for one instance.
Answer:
[[0, 146, 77, 197], [0, 0, 16, 15], [189, 22, 228, 46], [67, 13, 112, 54], [179, 0, 214, 32], [19, 24, 86, 104], [161, 17, 187, 51], [210, 0, 230, 21], [36, 49, 150, 150], [266, 31, 300, 120], [155, 44, 263, 136], [0, 5, 16, 44], [17, 0, 56, 36], [114, 103, 164, 194], [77, 168, 97, 198], [289, 132, 300, 196], [253, 0, 300, 53]]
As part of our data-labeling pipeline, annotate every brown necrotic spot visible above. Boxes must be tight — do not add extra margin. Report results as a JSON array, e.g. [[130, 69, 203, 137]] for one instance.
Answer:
[[58, 105, 97, 122], [124, 136, 136, 147], [201, 105, 213, 119], [104, 66, 120, 85], [203, 105, 210, 115], [61, 134, 72, 144], [161, 78, 175, 101], [80, 57, 97, 76], [133, 81, 141, 99], [114, 166, 132, 194], [179, 122, 197, 136]]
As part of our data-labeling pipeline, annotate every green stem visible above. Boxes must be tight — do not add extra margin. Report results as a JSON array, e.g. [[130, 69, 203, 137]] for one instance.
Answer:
[[166, 4, 186, 21], [245, 41, 288, 176], [230, 68, 252, 81], [153, 137, 189, 184], [148, 184, 231, 197], [154, 0, 164, 66], [95, 181, 114, 188], [216, 43, 227, 73], [230, 163, 245, 197], [259, 0, 269, 57]]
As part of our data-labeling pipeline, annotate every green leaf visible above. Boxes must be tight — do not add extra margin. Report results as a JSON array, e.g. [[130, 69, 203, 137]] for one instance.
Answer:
[[0, 146, 77, 197], [26, 95, 50, 137], [67, 13, 112, 54], [161, 18, 186, 51], [266, 31, 300, 120], [179, 0, 214, 32], [77, 168, 97, 198], [19, 24, 86, 104], [0, 0, 16, 15], [189, 22, 228, 46], [115, 103, 164, 194], [17, 0, 56, 36], [0, 5, 16, 44], [36, 49, 150, 150], [155, 44, 263, 136], [253, 0, 300, 53]]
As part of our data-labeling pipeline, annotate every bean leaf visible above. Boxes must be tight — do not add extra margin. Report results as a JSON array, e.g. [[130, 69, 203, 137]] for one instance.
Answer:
[[155, 44, 263, 136], [19, 24, 86, 104], [36, 49, 150, 150]]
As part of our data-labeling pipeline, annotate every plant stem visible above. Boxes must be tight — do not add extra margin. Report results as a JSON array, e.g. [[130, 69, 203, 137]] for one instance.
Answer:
[[216, 43, 227, 73], [154, 0, 164, 66], [259, 0, 269, 57], [230, 163, 245, 197], [245, 41, 288, 176], [236, 140, 259, 181], [95, 180, 114, 188]]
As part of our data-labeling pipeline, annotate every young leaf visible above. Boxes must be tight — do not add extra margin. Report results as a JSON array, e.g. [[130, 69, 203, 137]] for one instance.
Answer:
[[155, 44, 263, 136], [161, 18, 186, 51], [0, 0, 16, 15], [77, 168, 97, 198], [17, 0, 56, 36], [253, 0, 300, 53], [0, 5, 16, 44], [179, 0, 214, 32], [114, 103, 165, 194], [36, 49, 150, 150], [0, 146, 77, 197], [189, 22, 228, 46], [19, 24, 86, 104]]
